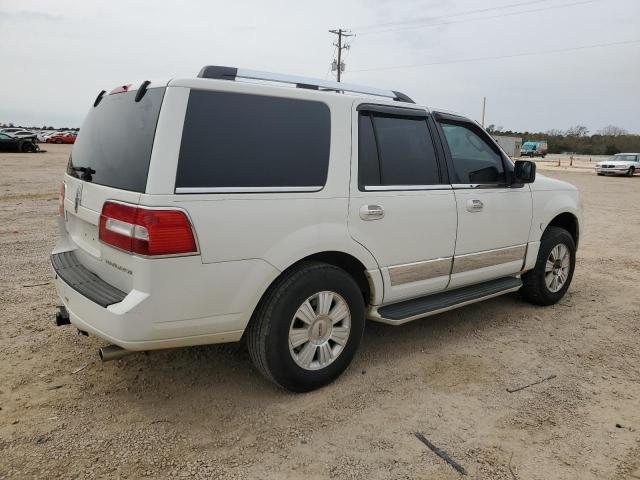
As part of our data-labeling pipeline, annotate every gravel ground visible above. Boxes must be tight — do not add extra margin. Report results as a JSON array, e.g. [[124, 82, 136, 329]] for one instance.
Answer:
[[1, 144, 639, 479]]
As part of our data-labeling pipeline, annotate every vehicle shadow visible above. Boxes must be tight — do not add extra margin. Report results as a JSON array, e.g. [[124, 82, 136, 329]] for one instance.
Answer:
[[99, 291, 537, 418]]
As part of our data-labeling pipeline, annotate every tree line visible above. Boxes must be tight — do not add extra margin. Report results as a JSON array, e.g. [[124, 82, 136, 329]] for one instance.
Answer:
[[486, 124, 640, 155]]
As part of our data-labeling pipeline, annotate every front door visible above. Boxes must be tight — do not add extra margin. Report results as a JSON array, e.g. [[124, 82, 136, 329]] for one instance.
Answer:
[[435, 114, 533, 289], [348, 103, 458, 304]]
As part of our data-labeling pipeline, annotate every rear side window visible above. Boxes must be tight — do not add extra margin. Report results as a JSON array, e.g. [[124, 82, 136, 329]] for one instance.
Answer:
[[68, 88, 165, 193], [358, 112, 441, 188], [440, 122, 506, 184], [176, 90, 331, 191]]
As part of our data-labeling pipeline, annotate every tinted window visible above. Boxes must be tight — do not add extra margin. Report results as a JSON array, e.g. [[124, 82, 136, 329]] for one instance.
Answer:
[[359, 114, 440, 187], [176, 90, 331, 190], [358, 114, 380, 188], [440, 123, 505, 184], [68, 88, 165, 192]]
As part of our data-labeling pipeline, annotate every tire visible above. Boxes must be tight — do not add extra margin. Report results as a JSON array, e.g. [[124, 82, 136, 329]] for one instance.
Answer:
[[521, 227, 576, 306], [21, 142, 34, 153], [55, 139, 62, 144], [627, 167, 635, 177], [247, 261, 365, 392], [597, 173, 604, 176]]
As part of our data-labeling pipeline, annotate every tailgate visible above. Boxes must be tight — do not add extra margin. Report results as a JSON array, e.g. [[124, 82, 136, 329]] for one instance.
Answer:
[[62, 177, 141, 293]]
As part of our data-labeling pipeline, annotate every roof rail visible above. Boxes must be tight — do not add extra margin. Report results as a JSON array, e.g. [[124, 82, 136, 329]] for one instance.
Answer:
[[197, 65, 414, 103]]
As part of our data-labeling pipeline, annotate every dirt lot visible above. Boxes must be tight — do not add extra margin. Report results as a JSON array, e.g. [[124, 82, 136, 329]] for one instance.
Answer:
[[1, 145, 639, 479]]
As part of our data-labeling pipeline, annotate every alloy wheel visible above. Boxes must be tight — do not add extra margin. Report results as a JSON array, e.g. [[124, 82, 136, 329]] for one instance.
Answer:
[[545, 243, 571, 293], [288, 291, 351, 371]]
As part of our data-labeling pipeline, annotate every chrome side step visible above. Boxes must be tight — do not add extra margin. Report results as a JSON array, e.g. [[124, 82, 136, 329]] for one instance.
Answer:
[[368, 276, 522, 326]]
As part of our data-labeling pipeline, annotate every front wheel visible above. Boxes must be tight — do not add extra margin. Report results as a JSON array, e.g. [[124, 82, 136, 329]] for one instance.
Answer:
[[521, 227, 576, 306], [247, 262, 365, 392], [627, 167, 635, 177]]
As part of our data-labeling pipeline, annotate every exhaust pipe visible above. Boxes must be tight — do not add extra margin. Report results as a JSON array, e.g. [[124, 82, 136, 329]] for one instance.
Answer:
[[99, 345, 132, 362]]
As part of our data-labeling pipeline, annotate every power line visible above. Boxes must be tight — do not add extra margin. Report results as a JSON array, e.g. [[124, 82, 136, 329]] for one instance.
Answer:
[[351, 0, 551, 32], [355, 0, 602, 36], [351, 39, 640, 72]]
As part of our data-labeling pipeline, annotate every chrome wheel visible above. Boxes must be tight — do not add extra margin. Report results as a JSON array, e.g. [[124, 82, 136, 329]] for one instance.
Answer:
[[288, 291, 351, 371], [545, 243, 570, 293]]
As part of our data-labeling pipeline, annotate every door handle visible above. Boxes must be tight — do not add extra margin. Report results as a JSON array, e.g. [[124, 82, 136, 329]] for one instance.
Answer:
[[360, 204, 385, 220], [466, 199, 484, 212]]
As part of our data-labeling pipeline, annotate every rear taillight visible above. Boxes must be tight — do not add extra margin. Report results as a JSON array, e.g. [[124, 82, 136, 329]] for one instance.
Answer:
[[59, 182, 66, 216], [99, 201, 197, 256]]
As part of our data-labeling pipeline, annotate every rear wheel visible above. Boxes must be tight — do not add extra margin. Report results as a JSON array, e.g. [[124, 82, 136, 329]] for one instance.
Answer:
[[627, 166, 635, 177], [55, 139, 63, 144], [247, 262, 365, 392], [521, 227, 576, 306]]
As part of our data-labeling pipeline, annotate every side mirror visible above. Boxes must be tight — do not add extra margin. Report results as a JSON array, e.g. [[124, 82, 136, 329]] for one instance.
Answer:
[[513, 160, 536, 184]]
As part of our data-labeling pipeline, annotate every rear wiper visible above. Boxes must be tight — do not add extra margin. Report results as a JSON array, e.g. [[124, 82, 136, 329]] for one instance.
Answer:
[[71, 166, 96, 181]]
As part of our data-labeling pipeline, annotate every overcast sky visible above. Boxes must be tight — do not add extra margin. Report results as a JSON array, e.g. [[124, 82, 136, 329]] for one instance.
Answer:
[[1, 0, 639, 133]]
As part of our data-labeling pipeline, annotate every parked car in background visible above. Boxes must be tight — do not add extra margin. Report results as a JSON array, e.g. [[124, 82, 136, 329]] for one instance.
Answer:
[[52, 67, 582, 392], [595, 153, 639, 176], [37, 131, 55, 142], [0, 127, 24, 135], [521, 141, 548, 157], [0, 132, 38, 152], [8, 130, 39, 143], [47, 132, 77, 144]]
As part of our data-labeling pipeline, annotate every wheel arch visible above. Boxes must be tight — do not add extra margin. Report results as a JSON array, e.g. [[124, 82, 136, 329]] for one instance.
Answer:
[[546, 212, 579, 247], [242, 250, 381, 342]]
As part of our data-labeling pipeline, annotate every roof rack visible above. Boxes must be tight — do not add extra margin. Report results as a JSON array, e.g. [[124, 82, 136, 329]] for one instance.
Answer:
[[197, 65, 415, 104]]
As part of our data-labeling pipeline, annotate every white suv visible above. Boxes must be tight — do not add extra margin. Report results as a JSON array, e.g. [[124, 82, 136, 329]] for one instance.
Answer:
[[52, 66, 582, 391]]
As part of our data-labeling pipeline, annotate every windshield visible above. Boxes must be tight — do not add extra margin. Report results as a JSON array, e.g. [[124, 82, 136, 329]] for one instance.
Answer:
[[68, 87, 165, 192]]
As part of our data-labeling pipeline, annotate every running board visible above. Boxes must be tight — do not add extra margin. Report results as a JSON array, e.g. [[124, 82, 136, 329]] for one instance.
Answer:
[[369, 276, 522, 325]]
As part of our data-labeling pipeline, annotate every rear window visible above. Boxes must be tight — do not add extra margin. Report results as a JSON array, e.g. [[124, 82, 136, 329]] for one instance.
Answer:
[[68, 88, 165, 192], [358, 112, 441, 188], [175, 90, 331, 192]]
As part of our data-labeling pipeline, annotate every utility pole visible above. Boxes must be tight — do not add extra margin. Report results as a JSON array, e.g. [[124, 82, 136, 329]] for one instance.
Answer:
[[481, 96, 487, 128], [329, 29, 353, 82]]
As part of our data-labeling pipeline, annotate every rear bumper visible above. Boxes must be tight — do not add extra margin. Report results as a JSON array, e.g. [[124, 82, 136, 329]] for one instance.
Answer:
[[52, 251, 127, 308], [51, 247, 279, 351]]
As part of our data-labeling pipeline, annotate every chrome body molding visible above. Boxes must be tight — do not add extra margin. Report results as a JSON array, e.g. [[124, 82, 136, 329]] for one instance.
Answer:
[[388, 257, 452, 286], [451, 244, 527, 274], [175, 186, 322, 194], [363, 185, 452, 192], [367, 283, 522, 326]]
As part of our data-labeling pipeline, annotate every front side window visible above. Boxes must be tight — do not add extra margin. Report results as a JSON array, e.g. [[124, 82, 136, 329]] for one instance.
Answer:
[[176, 90, 331, 191], [358, 112, 441, 188], [440, 122, 506, 184]]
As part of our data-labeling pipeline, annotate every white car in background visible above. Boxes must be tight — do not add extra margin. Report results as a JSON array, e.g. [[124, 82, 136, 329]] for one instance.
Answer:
[[7, 130, 38, 143], [595, 153, 639, 176], [37, 131, 55, 142]]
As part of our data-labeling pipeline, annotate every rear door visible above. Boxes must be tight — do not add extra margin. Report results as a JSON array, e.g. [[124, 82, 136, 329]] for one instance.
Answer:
[[434, 113, 532, 289], [348, 103, 457, 304], [60, 84, 167, 292]]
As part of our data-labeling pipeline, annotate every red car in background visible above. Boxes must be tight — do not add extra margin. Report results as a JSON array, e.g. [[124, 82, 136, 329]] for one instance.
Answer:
[[47, 132, 77, 144]]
